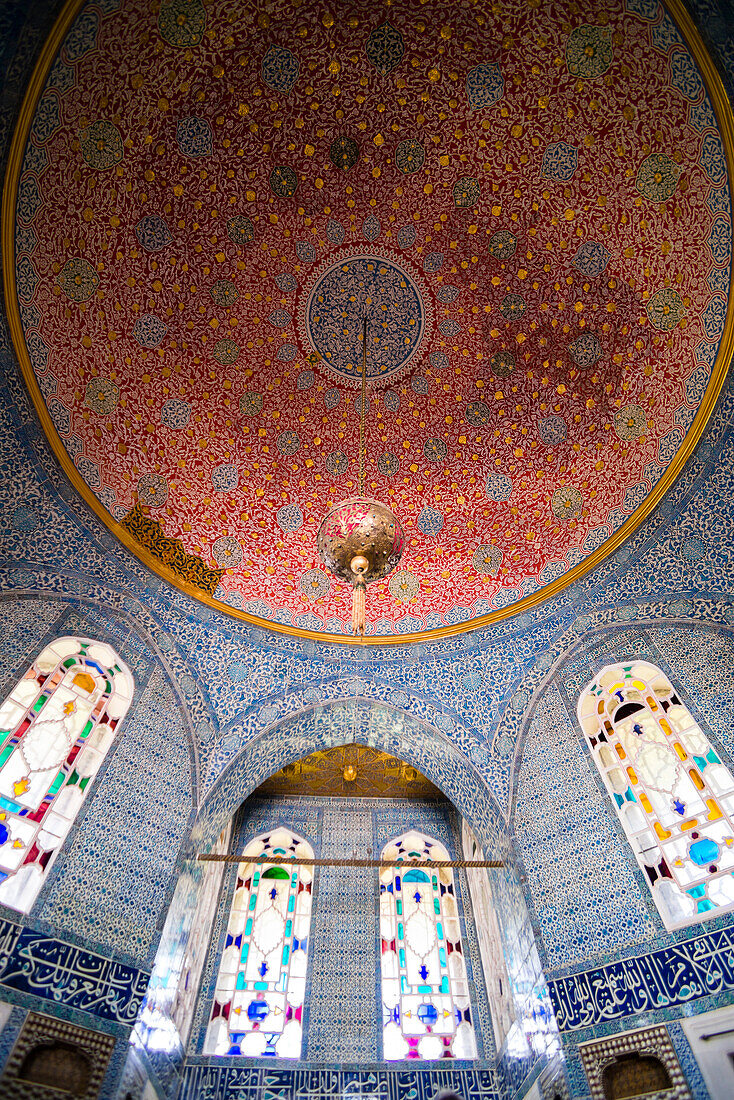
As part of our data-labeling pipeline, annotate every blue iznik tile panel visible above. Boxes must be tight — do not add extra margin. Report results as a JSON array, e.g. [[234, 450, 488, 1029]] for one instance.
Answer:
[[549, 924, 734, 1033], [177, 1064, 502, 1099], [306, 807, 377, 1062], [0, 917, 148, 1027], [514, 685, 658, 972], [38, 667, 194, 965], [0, 597, 66, 691]]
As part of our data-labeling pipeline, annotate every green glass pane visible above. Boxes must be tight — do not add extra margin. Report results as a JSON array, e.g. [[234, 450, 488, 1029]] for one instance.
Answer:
[[48, 772, 65, 796], [0, 745, 13, 767], [262, 866, 289, 880]]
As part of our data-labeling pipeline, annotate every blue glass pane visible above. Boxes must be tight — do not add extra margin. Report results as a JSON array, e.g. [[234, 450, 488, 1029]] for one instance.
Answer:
[[247, 999, 269, 1022], [690, 838, 720, 866], [403, 869, 430, 883]]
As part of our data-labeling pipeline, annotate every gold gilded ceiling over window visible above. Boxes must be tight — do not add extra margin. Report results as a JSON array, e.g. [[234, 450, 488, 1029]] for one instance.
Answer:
[[257, 746, 445, 800]]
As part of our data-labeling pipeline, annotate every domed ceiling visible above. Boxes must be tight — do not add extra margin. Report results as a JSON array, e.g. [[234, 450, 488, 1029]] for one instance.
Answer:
[[7, 0, 732, 639]]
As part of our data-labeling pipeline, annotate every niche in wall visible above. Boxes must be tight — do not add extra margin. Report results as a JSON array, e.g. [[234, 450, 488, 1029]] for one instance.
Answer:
[[0, 1012, 114, 1099], [578, 1024, 690, 1100]]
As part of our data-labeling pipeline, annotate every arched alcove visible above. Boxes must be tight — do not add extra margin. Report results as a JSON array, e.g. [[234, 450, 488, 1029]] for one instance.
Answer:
[[133, 697, 550, 1078]]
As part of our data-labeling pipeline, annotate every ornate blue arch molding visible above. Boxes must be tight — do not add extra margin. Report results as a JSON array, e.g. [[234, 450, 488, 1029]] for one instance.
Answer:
[[192, 697, 507, 856]]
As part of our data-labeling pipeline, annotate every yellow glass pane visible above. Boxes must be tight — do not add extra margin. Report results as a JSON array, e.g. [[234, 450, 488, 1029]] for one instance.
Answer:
[[706, 799, 723, 821]]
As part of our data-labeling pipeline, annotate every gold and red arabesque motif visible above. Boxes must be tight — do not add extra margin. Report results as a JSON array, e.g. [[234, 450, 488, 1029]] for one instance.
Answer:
[[11, 0, 732, 634]]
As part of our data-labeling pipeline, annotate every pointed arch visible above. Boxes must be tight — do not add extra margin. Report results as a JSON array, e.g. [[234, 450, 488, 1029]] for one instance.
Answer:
[[578, 659, 734, 929], [379, 829, 477, 1060], [0, 636, 133, 912], [205, 827, 314, 1058]]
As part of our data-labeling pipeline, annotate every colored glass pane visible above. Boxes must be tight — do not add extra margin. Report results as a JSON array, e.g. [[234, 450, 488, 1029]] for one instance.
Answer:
[[205, 827, 313, 1059], [0, 637, 133, 913], [380, 830, 476, 1060], [579, 661, 734, 929]]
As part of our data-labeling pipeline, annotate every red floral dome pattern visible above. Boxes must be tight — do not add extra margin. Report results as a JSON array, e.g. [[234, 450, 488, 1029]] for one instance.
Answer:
[[10, 0, 732, 636]]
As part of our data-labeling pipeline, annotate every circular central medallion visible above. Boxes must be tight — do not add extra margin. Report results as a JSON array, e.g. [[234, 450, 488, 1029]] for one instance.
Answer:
[[303, 253, 426, 386]]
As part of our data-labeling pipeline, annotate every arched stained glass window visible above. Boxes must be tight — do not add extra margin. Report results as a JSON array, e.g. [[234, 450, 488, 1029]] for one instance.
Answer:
[[380, 830, 477, 1061], [205, 827, 313, 1058], [579, 660, 734, 929], [0, 636, 133, 913]]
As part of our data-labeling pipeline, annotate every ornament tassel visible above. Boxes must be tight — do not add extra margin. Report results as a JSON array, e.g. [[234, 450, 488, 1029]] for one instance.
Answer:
[[352, 577, 366, 636]]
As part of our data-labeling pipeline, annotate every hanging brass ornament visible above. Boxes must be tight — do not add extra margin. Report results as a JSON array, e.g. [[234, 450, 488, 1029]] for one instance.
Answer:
[[317, 497, 405, 635]]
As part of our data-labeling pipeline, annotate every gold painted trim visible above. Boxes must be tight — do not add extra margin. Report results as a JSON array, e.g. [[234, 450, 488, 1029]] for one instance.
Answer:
[[3, 0, 734, 646]]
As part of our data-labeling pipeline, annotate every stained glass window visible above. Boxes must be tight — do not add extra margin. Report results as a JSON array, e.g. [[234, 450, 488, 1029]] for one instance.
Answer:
[[380, 830, 477, 1060], [579, 661, 734, 929], [0, 637, 133, 913], [205, 827, 313, 1058]]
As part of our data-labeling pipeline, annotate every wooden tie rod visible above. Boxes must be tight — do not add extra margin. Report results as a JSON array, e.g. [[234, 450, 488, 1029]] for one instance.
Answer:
[[196, 854, 504, 869]]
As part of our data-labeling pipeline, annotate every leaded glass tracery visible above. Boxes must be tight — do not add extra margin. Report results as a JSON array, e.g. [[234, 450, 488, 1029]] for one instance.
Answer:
[[0, 637, 133, 913], [579, 660, 734, 929], [380, 830, 477, 1060], [205, 827, 313, 1058]]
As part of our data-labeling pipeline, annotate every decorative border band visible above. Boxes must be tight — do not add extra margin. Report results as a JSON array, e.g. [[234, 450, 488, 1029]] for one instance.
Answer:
[[0, 918, 149, 1027], [549, 925, 734, 1032]]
